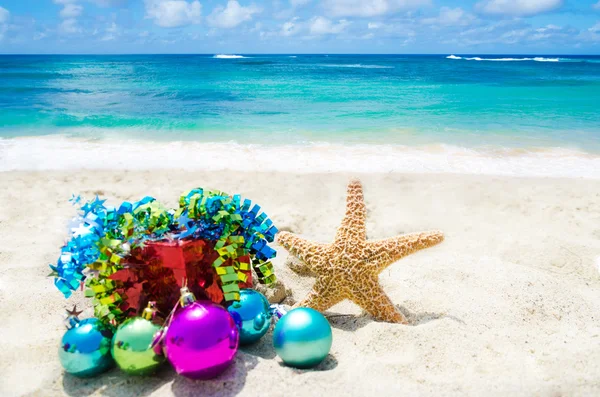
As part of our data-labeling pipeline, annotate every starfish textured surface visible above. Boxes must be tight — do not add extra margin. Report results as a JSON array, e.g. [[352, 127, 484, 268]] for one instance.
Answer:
[[277, 179, 444, 323]]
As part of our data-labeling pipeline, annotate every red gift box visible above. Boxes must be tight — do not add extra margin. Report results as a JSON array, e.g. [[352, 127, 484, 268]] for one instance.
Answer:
[[109, 239, 252, 320]]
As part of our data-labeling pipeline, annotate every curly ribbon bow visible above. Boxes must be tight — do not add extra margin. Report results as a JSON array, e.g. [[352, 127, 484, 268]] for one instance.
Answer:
[[51, 188, 278, 325]]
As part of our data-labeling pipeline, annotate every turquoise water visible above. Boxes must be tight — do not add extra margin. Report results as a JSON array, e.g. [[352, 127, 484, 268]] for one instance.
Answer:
[[1, 54, 599, 150]]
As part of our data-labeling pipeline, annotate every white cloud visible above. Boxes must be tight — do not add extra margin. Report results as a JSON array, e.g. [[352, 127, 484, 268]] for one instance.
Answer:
[[276, 15, 352, 37], [594, 1, 600, 10], [100, 22, 119, 40], [59, 18, 82, 34], [144, 0, 202, 28], [250, 21, 262, 32], [34, 31, 48, 40], [530, 24, 562, 40], [60, 4, 83, 18], [55, 0, 84, 34], [450, 18, 581, 47], [421, 7, 476, 26], [281, 17, 301, 36], [290, 0, 311, 7], [91, 0, 128, 6], [0, 6, 9, 24], [309, 16, 351, 35], [208, 1, 260, 29], [368, 22, 381, 29], [575, 22, 600, 43], [0, 6, 8, 41], [274, 0, 310, 20], [475, 0, 563, 17], [323, 0, 430, 18]]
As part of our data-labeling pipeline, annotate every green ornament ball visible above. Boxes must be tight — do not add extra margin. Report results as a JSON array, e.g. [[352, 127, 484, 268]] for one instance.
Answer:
[[272, 307, 332, 368], [111, 317, 165, 376]]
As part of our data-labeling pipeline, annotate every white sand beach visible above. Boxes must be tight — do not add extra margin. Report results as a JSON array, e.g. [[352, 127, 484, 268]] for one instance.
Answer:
[[1, 164, 600, 396]]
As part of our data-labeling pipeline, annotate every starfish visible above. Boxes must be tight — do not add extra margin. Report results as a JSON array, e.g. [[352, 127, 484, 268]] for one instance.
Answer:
[[277, 179, 444, 324], [65, 305, 83, 318]]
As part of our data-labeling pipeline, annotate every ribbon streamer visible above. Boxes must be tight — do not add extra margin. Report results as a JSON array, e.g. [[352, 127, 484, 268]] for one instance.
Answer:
[[51, 188, 278, 325]]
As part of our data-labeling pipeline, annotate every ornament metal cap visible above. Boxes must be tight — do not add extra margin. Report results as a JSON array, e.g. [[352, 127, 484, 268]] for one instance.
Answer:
[[142, 301, 158, 321], [179, 286, 196, 307]]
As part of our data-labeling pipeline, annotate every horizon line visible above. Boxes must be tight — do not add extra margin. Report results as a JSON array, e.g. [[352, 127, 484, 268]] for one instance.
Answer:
[[1, 52, 599, 56]]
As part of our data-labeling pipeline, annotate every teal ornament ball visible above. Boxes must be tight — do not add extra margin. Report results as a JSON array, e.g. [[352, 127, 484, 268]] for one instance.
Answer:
[[272, 307, 332, 368], [59, 318, 115, 377], [111, 317, 165, 375], [227, 289, 272, 345]]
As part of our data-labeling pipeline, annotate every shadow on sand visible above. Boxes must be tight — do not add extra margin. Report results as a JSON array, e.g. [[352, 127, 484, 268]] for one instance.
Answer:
[[327, 305, 463, 331], [62, 350, 261, 397]]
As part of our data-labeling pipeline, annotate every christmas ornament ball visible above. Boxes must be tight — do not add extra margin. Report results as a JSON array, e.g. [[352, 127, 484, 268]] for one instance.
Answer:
[[112, 316, 165, 376], [59, 318, 114, 377], [273, 307, 332, 368], [227, 289, 272, 345], [164, 292, 239, 379]]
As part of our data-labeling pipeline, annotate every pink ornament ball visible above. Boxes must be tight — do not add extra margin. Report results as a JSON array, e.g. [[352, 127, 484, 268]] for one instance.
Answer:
[[163, 300, 239, 379]]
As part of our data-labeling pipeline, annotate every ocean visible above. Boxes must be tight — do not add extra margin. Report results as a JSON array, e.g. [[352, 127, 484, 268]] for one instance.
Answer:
[[1, 54, 599, 149]]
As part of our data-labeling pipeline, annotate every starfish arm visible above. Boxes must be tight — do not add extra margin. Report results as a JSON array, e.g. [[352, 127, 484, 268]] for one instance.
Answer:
[[348, 275, 407, 324], [334, 179, 367, 243], [277, 231, 330, 272], [365, 231, 444, 273], [293, 276, 345, 312], [286, 256, 316, 277]]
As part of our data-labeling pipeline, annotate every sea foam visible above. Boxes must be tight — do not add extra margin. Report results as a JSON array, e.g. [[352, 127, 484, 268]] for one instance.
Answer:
[[213, 54, 246, 59], [322, 64, 394, 69], [447, 55, 561, 62], [2, 137, 599, 179]]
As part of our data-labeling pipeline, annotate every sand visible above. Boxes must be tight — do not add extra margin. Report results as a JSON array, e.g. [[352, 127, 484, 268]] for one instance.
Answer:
[[1, 170, 599, 396]]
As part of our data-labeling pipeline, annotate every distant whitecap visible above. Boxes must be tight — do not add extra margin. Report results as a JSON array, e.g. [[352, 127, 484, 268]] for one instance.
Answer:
[[449, 55, 562, 62], [322, 64, 393, 69], [213, 54, 246, 59], [533, 57, 560, 62]]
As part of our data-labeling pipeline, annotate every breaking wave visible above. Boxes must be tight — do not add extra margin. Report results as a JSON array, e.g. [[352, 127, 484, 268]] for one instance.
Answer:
[[322, 64, 394, 69], [447, 55, 561, 62], [3, 136, 600, 179], [213, 54, 246, 59]]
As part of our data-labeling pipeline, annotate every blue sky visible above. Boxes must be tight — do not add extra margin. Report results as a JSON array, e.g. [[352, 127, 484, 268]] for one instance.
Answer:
[[0, 0, 599, 54]]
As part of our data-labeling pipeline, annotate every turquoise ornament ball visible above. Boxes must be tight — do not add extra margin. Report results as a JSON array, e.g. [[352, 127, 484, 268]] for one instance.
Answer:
[[227, 289, 272, 345], [272, 307, 332, 368], [59, 318, 115, 377]]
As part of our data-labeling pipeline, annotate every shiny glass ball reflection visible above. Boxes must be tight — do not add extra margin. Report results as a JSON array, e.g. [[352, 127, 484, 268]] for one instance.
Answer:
[[272, 308, 332, 368], [59, 318, 114, 377], [227, 289, 272, 345], [164, 301, 239, 379], [111, 317, 165, 375]]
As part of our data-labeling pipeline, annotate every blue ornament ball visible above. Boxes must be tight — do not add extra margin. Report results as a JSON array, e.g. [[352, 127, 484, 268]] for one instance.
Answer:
[[227, 289, 272, 345], [59, 318, 115, 377], [272, 307, 332, 368]]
